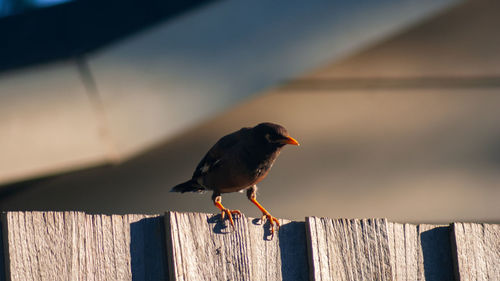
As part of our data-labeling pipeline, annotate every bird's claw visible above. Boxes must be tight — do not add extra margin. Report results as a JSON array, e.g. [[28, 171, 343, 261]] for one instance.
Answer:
[[260, 213, 280, 238], [220, 209, 241, 228]]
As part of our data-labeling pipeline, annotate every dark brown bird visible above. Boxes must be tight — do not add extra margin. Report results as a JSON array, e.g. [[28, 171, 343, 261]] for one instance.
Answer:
[[171, 122, 299, 236]]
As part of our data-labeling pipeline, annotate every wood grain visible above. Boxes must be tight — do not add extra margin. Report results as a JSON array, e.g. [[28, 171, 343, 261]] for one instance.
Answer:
[[387, 223, 419, 281], [247, 218, 309, 281], [306, 217, 392, 281], [166, 211, 252, 281], [165, 211, 309, 281], [387, 223, 453, 281], [2, 211, 499, 281], [452, 222, 500, 281], [1, 212, 166, 281]]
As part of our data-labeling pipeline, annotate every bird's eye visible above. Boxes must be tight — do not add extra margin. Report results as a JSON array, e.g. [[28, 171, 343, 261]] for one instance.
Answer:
[[265, 133, 272, 142], [265, 133, 282, 143]]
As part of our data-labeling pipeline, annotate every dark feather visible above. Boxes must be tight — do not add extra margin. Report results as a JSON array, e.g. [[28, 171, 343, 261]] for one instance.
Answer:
[[170, 123, 296, 194], [193, 127, 249, 178], [170, 179, 205, 193]]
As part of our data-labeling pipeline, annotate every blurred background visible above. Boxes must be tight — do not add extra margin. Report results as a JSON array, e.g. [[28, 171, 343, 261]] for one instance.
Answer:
[[1, 0, 499, 224]]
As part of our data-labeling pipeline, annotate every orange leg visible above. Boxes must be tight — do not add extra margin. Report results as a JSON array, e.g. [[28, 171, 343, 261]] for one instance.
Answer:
[[213, 194, 241, 228], [247, 186, 280, 238]]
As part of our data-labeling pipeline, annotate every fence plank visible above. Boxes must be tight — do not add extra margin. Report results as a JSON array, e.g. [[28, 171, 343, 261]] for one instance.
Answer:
[[387, 223, 454, 281], [1, 212, 166, 281], [248, 219, 309, 281], [452, 222, 500, 281], [165, 211, 309, 281], [129, 215, 169, 281], [166, 211, 253, 281], [306, 217, 392, 281], [3, 211, 499, 281], [387, 223, 419, 280]]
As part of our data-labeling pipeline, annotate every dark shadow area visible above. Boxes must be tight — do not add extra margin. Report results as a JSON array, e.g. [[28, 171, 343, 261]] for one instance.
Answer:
[[0, 120, 216, 213], [251, 217, 262, 226], [251, 217, 274, 240], [482, 135, 500, 166], [0, 0, 215, 73], [0, 221, 5, 281], [207, 214, 231, 234], [420, 226, 454, 281], [278, 221, 309, 281], [0, 176, 57, 202], [449, 224, 460, 281], [0, 164, 111, 201], [130, 216, 169, 281]]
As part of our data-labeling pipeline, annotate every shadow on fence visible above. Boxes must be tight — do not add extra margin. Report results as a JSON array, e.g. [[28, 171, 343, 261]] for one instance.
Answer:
[[130, 216, 169, 281]]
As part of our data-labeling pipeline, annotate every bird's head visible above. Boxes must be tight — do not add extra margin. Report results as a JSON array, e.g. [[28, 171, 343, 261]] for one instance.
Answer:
[[253, 122, 300, 148]]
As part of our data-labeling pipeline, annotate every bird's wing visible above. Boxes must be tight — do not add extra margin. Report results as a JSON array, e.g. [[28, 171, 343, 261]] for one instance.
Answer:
[[192, 128, 249, 179]]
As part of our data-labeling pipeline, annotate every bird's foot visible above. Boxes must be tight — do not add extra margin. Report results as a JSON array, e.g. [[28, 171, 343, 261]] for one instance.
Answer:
[[260, 212, 280, 238], [220, 208, 242, 228]]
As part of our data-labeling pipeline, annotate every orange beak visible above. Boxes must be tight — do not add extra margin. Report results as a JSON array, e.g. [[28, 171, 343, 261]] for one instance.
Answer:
[[281, 136, 300, 146]]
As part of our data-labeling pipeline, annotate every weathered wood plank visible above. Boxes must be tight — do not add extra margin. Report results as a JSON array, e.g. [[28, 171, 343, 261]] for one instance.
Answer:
[[387, 223, 418, 281], [306, 217, 392, 281], [165, 211, 309, 281], [3, 211, 499, 281], [452, 222, 500, 281], [1, 212, 166, 281], [248, 219, 309, 281], [387, 223, 453, 281], [166, 211, 253, 281]]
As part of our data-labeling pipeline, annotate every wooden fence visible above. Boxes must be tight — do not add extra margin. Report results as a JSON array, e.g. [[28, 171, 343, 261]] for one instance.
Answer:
[[0, 211, 498, 280]]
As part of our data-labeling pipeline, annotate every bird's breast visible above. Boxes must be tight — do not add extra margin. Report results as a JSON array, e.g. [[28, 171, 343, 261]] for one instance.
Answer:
[[202, 145, 281, 193]]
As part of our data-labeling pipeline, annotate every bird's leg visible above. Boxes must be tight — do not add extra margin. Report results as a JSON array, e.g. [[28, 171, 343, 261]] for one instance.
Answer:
[[212, 192, 241, 228], [247, 185, 280, 237]]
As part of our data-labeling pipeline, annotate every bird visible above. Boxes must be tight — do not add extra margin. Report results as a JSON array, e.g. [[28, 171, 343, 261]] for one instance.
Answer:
[[171, 122, 299, 237]]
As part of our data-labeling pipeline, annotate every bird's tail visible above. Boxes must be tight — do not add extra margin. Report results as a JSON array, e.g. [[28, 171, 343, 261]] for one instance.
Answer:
[[170, 179, 206, 193]]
